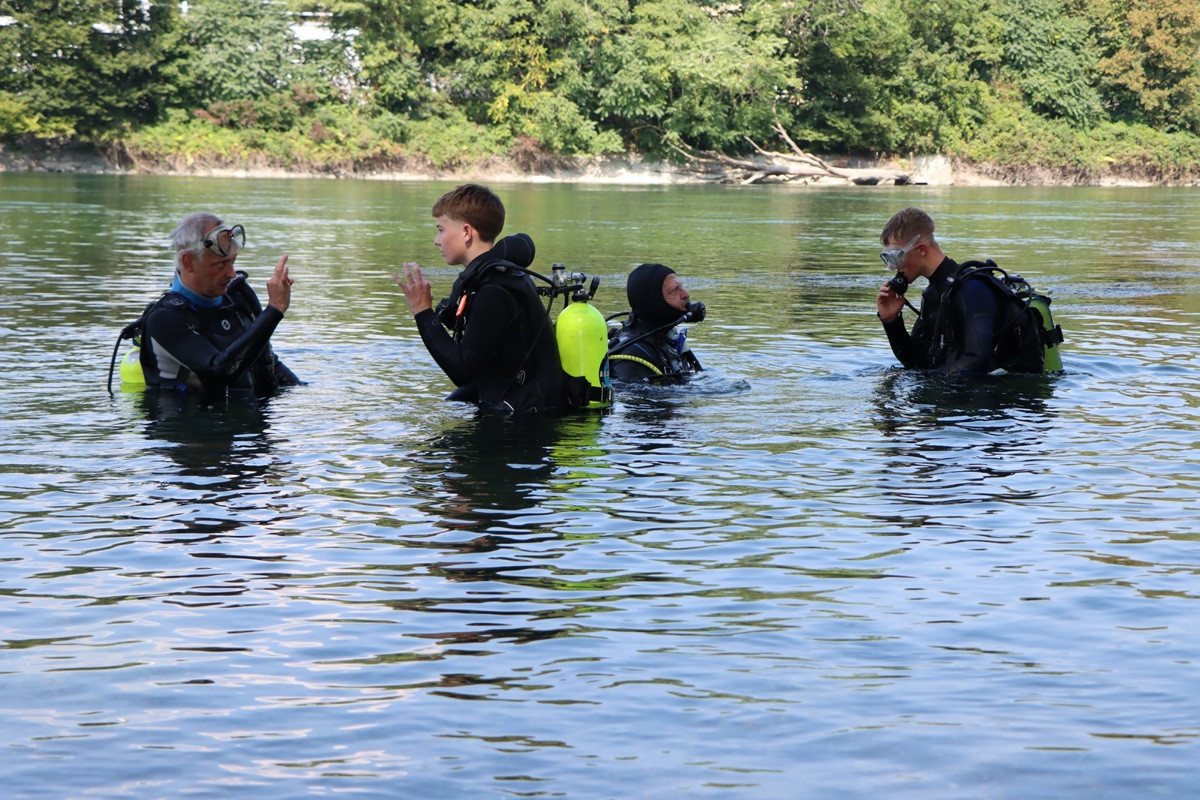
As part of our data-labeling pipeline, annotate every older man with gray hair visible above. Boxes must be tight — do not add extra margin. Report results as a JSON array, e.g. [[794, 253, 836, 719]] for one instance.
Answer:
[[138, 212, 301, 396]]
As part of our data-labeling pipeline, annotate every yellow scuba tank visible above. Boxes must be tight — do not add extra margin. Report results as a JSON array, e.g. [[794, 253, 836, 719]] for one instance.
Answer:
[[556, 296, 612, 409], [1029, 295, 1063, 372], [119, 346, 147, 389]]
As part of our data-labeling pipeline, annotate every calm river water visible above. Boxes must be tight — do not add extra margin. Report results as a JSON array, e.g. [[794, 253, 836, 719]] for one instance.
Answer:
[[3, 173, 1200, 798]]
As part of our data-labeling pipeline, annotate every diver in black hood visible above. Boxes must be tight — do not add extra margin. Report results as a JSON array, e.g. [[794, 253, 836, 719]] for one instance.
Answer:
[[607, 263, 706, 384]]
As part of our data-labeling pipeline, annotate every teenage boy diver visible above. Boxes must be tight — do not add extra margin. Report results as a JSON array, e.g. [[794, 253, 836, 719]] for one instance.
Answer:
[[393, 184, 567, 415], [875, 207, 1054, 374]]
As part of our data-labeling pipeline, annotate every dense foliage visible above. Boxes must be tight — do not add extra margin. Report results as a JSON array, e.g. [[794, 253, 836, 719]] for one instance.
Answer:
[[2, 0, 1199, 176]]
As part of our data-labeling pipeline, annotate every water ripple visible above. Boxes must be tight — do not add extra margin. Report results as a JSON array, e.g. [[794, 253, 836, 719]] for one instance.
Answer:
[[5, 178, 1200, 798]]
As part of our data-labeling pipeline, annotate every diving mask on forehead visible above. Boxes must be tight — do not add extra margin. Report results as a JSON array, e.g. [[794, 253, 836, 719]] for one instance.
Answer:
[[879, 234, 922, 271], [203, 224, 246, 257]]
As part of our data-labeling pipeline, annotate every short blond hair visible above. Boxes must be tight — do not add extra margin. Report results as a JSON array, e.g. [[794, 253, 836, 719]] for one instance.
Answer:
[[881, 207, 936, 246]]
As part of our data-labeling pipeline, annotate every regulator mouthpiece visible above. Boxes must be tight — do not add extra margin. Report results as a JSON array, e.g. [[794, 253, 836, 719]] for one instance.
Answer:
[[887, 273, 910, 296]]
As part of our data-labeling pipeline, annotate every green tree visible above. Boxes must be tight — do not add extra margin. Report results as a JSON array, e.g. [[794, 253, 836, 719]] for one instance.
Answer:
[[179, 0, 312, 106], [583, 0, 797, 153], [997, 0, 1103, 125], [324, 0, 459, 116], [899, 0, 1002, 150], [0, 92, 41, 137], [782, 0, 998, 154], [92, 0, 186, 130], [434, 0, 629, 154], [449, 0, 579, 149], [0, 0, 104, 136], [1090, 0, 1200, 132], [0, 0, 183, 138], [645, 0, 797, 152]]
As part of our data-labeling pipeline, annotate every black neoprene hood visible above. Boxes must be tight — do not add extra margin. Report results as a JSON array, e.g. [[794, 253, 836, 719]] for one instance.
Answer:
[[626, 262, 678, 326]]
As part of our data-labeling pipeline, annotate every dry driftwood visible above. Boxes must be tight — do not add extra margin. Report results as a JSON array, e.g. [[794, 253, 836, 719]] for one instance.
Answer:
[[666, 120, 913, 186]]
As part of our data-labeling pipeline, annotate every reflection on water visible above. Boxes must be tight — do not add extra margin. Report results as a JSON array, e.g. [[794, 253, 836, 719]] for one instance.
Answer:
[[138, 391, 274, 480], [413, 413, 583, 535], [871, 369, 1058, 433], [4, 176, 1200, 799]]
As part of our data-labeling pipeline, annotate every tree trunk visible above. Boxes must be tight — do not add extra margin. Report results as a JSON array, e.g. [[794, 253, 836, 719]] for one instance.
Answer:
[[664, 121, 914, 186]]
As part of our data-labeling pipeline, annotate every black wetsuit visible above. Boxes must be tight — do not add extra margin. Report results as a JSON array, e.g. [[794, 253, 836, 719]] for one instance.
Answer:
[[882, 256, 1021, 374], [415, 246, 565, 415], [608, 317, 702, 383], [140, 273, 300, 396]]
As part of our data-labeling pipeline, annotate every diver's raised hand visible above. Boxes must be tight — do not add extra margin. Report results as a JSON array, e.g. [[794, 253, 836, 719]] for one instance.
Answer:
[[266, 255, 293, 314], [394, 262, 433, 316]]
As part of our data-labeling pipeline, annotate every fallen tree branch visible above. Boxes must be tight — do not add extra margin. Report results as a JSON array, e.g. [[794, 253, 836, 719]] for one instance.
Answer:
[[661, 120, 913, 186]]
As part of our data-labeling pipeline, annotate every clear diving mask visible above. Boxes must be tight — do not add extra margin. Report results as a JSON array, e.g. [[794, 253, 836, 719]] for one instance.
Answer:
[[879, 233, 922, 271], [202, 224, 246, 257], [880, 234, 922, 296]]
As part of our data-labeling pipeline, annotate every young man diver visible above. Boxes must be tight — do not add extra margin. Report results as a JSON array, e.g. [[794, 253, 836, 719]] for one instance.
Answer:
[[393, 183, 567, 415], [875, 207, 1050, 374], [607, 263, 707, 383], [137, 212, 302, 396]]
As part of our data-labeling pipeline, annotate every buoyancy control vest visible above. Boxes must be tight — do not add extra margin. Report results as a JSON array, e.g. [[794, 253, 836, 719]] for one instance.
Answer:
[[607, 320, 702, 382], [606, 299, 706, 383], [107, 271, 296, 394], [932, 260, 1064, 373], [442, 246, 612, 413]]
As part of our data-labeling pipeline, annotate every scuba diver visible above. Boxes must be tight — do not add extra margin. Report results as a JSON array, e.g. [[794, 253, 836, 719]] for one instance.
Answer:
[[876, 207, 1062, 374], [394, 183, 573, 415], [114, 212, 302, 397], [607, 263, 707, 383]]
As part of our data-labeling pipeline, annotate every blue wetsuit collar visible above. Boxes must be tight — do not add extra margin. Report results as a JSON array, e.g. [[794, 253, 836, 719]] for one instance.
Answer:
[[171, 274, 225, 308]]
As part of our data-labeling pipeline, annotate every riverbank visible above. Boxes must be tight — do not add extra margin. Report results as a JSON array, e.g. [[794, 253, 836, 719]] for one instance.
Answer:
[[1, 140, 1191, 187]]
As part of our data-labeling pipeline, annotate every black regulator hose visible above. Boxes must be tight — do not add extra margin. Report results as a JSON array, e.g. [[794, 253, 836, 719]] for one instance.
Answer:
[[606, 302, 706, 356], [106, 334, 123, 395]]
